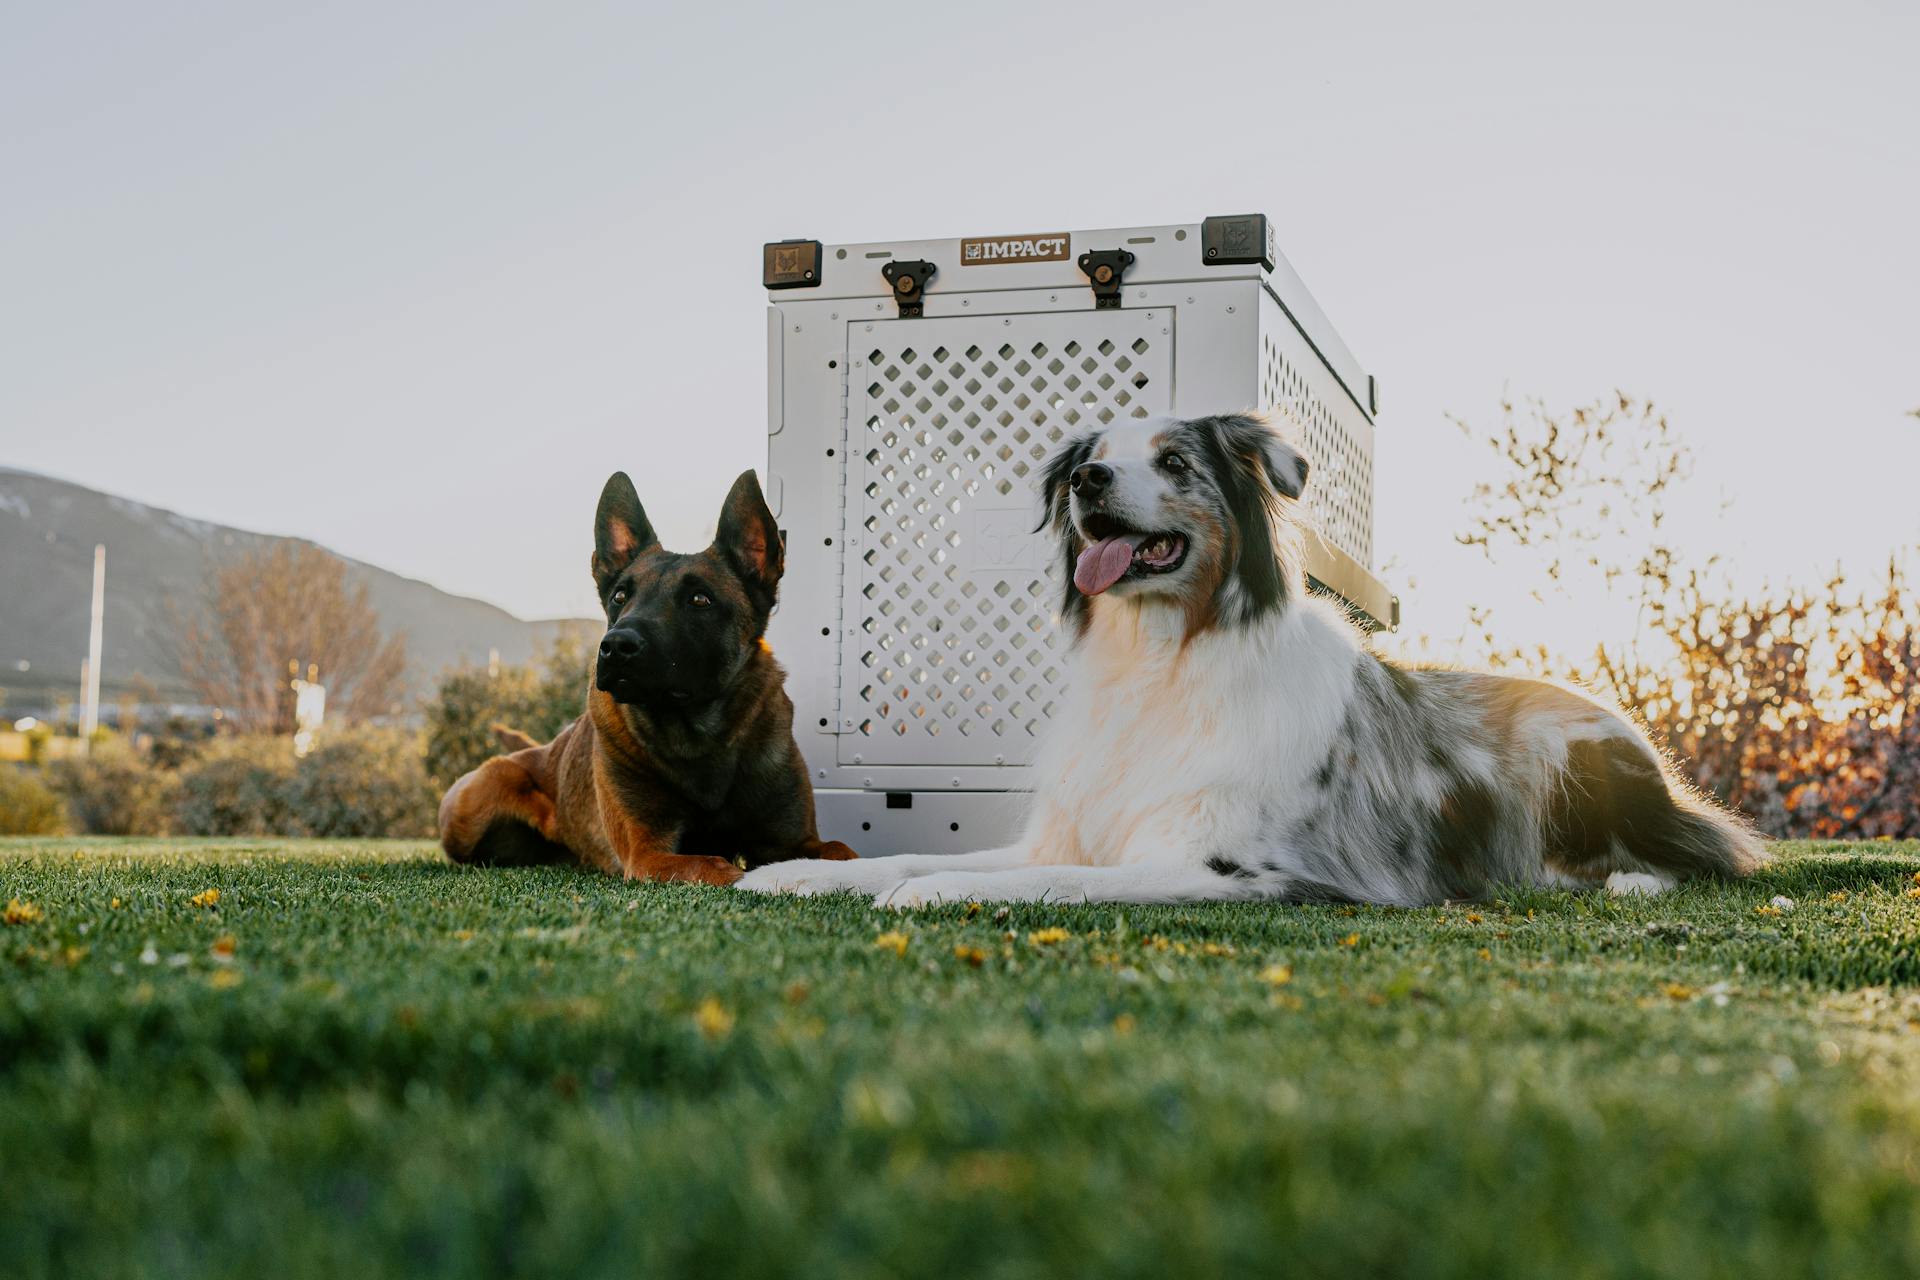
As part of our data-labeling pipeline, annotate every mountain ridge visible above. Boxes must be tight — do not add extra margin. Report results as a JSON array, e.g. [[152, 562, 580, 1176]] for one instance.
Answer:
[[0, 466, 593, 708]]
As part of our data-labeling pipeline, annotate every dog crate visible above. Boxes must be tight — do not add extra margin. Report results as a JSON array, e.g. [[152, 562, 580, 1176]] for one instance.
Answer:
[[763, 215, 1393, 854]]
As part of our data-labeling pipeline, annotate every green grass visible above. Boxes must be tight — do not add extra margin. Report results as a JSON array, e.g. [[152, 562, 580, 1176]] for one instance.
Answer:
[[4, 839, 1920, 1280]]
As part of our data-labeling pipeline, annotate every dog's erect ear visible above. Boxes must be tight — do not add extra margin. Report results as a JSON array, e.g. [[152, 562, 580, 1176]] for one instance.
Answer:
[[592, 471, 657, 592], [716, 469, 783, 590]]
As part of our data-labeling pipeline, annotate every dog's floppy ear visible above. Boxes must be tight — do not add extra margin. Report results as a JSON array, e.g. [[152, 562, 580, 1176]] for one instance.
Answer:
[[716, 469, 783, 591], [1198, 413, 1305, 615], [592, 471, 657, 592], [1038, 431, 1098, 634], [1206, 412, 1309, 500], [1037, 431, 1097, 534]]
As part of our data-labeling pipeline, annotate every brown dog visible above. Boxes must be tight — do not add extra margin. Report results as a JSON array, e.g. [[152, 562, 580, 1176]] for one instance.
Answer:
[[437, 470, 856, 883]]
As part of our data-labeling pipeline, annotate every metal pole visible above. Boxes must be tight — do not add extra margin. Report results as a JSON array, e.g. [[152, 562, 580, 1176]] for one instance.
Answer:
[[81, 543, 105, 743]]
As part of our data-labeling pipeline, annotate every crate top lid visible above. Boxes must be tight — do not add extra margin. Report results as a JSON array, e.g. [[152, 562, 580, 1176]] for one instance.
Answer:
[[763, 217, 1374, 420]]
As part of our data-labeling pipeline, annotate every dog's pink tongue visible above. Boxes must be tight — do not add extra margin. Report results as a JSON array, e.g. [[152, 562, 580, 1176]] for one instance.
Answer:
[[1074, 535, 1139, 596]]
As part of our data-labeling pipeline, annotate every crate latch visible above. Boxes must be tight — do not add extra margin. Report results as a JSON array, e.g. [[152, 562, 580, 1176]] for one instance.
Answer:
[[1077, 248, 1135, 310], [880, 260, 937, 318]]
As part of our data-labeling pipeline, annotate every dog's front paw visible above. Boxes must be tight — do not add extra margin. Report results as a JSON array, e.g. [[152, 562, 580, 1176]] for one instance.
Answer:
[[737, 858, 892, 897]]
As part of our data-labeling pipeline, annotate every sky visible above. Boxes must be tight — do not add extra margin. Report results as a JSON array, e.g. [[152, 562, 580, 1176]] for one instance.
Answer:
[[4, 0, 1917, 655]]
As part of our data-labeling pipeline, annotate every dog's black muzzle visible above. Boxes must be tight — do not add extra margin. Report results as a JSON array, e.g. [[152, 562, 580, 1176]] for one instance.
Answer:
[[595, 625, 712, 708]]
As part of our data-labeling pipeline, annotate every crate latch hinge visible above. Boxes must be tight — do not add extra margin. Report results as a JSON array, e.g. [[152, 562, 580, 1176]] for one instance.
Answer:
[[1077, 248, 1135, 310], [880, 260, 937, 318]]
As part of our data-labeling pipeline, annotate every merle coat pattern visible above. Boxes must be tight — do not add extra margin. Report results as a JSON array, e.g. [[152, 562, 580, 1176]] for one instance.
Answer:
[[739, 412, 1762, 907]]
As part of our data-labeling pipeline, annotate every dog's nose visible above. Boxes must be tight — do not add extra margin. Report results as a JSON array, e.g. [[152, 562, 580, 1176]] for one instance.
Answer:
[[1070, 462, 1113, 497], [598, 629, 642, 664]]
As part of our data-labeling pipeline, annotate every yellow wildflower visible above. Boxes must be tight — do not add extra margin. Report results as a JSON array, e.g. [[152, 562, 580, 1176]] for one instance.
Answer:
[[110, 897, 122, 910], [964, 902, 983, 919], [1754, 904, 1782, 917], [452, 929, 475, 941], [1112, 1013, 1137, 1035], [1476, 948, 1492, 961], [1200, 941, 1236, 958], [692, 996, 734, 1040], [953, 944, 987, 967], [1664, 983, 1695, 1000], [1906, 887, 1920, 900], [189, 889, 220, 909], [209, 968, 244, 991], [873, 930, 910, 956], [1338, 933, 1360, 947], [1027, 927, 1071, 946], [1828, 891, 1849, 903], [1259, 964, 1294, 987], [3, 899, 43, 926], [210, 935, 237, 960], [1464, 912, 1483, 924]]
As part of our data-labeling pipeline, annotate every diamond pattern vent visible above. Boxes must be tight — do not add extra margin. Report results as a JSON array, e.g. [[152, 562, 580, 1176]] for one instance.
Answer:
[[1261, 333, 1374, 568], [839, 310, 1174, 766]]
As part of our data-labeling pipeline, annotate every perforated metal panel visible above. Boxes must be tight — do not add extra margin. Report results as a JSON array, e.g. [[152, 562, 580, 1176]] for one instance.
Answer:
[[838, 310, 1175, 766], [1261, 331, 1374, 569]]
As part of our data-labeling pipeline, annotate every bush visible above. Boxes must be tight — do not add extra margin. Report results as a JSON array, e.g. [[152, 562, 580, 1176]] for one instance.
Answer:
[[0, 766, 68, 835], [423, 634, 587, 785], [284, 728, 436, 839], [49, 739, 175, 835], [173, 737, 300, 836]]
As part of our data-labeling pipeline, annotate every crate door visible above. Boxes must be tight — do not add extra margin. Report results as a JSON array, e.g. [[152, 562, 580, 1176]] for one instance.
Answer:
[[839, 309, 1174, 767]]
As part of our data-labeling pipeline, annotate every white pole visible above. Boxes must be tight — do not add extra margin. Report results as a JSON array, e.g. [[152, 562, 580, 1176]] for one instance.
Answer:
[[81, 543, 105, 741]]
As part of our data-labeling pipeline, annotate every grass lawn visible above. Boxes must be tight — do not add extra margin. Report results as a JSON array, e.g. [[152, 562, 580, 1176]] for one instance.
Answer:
[[4, 839, 1920, 1279]]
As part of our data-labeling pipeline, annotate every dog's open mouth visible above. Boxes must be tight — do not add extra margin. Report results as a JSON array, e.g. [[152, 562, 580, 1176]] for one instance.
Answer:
[[1073, 514, 1188, 596]]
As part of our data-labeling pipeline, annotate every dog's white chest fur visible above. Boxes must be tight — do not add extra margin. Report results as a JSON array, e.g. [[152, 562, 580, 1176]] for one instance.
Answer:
[[1027, 598, 1359, 868]]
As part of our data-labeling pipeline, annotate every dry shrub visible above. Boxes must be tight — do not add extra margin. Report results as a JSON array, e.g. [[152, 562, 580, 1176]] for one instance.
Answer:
[[0, 766, 68, 835], [1455, 392, 1918, 839]]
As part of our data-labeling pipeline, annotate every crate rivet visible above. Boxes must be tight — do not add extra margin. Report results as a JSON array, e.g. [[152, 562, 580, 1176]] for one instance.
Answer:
[[1226, 306, 1235, 314], [950, 778, 960, 788], [793, 325, 802, 332], [994, 755, 1004, 765], [816, 769, 827, 779]]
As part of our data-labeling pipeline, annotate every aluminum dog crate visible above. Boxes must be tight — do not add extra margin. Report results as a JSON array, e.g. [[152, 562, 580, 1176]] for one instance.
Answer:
[[763, 215, 1393, 854]]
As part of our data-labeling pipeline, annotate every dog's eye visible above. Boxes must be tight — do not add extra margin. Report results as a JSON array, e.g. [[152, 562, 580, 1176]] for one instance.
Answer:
[[689, 592, 713, 609], [1159, 451, 1188, 474], [610, 589, 629, 607]]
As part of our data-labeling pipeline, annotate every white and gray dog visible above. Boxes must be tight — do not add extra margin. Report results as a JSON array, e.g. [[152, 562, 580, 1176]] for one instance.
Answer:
[[740, 411, 1763, 908]]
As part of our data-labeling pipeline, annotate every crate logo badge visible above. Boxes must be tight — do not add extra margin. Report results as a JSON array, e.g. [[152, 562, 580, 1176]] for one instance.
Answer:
[[961, 233, 1071, 265]]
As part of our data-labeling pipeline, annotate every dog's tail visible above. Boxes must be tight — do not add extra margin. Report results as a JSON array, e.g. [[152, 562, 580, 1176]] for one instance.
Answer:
[[1554, 735, 1767, 881], [492, 723, 542, 754]]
